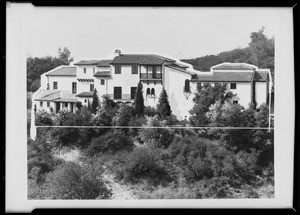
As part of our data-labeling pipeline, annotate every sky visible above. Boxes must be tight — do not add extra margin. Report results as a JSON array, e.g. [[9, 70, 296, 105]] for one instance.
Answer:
[[14, 4, 277, 61]]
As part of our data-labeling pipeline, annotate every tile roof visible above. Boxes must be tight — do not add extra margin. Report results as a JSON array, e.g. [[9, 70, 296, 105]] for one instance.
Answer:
[[55, 94, 78, 102], [34, 90, 61, 101], [170, 62, 189, 69], [93, 71, 111, 77], [110, 54, 173, 65], [34, 90, 77, 102], [74, 60, 101, 65], [166, 65, 195, 75], [97, 60, 112, 67], [254, 71, 269, 81], [191, 71, 254, 82], [46, 66, 77, 76], [212, 63, 257, 71], [76, 92, 94, 97]]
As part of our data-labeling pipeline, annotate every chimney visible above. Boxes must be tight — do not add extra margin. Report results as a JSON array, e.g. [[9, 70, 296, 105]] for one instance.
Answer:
[[114, 49, 121, 57]]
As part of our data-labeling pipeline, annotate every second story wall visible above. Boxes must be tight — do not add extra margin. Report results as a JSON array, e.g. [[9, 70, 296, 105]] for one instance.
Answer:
[[77, 65, 98, 79], [48, 76, 77, 93], [108, 65, 140, 95]]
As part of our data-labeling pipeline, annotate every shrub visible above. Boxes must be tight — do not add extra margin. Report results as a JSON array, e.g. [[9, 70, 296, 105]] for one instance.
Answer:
[[84, 130, 133, 156], [144, 106, 158, 117], [122, 147, 171, 185], [43, 162, 110, 199], [112, 105, 136, 126], [35, 110, 53, 126]]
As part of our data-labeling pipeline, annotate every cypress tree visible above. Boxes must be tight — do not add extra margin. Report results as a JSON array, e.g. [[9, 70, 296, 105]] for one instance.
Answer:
[[134, 81, 144, 116], [157, 88, 171, 118], [91, 89, 100, 113]]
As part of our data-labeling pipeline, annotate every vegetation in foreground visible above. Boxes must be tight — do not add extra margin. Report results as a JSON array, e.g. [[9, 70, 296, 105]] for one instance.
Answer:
[[28, 84, 274, 199]]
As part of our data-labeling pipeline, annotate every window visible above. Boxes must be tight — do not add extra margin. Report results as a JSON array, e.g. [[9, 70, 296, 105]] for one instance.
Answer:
[[114, 87, 122, 99], [84, 99, 87, 103], [93, 68, 95, 74], [146, 88, 150, 95], [53, 82, 58, 90], [101, 79, 105, 85], [131, 87, 137, 100], [90, 84, 94, 92], [184, 79, 190, 92], [115, 65, 121, 74], [230, 83, 237, 89], [84, 68, 87, 73], [47, 102, 50, 107], [233, 100, 238, 104], [151, 88, 155, 95], [132, 65, 138, 74], [72, 82, 77, 94], [40, 101, 43, 107], [64, 102, 68, 108]]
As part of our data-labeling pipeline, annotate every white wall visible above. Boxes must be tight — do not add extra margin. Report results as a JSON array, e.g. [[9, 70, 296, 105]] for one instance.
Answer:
[[255, 82, 267, 107], [48, 76, 77, 93], [108, 65, 140, 95], [142, 82, 163, 107], [77, 65, 98, 79], [164, 67, 194, 120], [77, 81, 94, 94], [226, 82, 251, 108]]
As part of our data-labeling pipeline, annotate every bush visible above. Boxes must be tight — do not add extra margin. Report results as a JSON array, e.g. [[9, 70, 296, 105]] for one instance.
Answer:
[[137, 116, 174, 148], [122, 147, 171, 185], [43, 162, 110, 199], [35, 110, 53, 126], [144, 106, 158, 117], [112, 105, 136, 126], [84, 130, 133, 156]]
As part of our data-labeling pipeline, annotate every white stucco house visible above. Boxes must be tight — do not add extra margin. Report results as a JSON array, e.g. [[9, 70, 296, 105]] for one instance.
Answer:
[[32, 50, 272, 121]]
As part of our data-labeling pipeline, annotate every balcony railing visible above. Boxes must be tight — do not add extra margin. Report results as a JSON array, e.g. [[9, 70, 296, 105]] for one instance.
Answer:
[[106, 94, 135, 100], [140, 73, 162, 79]]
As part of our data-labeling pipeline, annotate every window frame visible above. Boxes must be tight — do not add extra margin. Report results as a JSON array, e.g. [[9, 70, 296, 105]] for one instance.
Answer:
[[115, 65, 121, 74], [84, 68, 87, 74], [64, 102, 68, 108], [230, 83, 237, 89], [72, 82, 77, 94], [132, 65, 138, 74], [101, 79, 105, 85], [40, 101, 43, 107], [47, 102, 50, 107], [53, 82, 58, 90], [90, 84, 94, 92]]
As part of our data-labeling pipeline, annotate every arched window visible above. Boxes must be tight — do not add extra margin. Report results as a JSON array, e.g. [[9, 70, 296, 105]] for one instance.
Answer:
[[151, 88, 155, 95], [184, 79, 190, 92], [146, 88, 150, 95]]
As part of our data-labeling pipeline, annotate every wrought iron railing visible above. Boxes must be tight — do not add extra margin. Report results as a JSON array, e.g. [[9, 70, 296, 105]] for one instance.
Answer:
[[140, 73, 162, 79], [106, 94, 135, 100]]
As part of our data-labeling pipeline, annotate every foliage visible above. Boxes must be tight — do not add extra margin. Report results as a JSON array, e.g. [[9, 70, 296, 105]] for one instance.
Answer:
[[75, 101, 82, 110], [144, 106, 158, 117], [91, 89, 100, 114], [138, 116, 175, 148], [182, 27, 274, 80], [35, 110, 54, 126], [134, 81, 144, 116], [157, 88, 171, 119], [84, 130, 133, 156], [43, 162, 110, 199], [112, 105, 136, 126], [189, 83, 232, 126], [122, 147, 171, 185], [57, 47, 74, 63]]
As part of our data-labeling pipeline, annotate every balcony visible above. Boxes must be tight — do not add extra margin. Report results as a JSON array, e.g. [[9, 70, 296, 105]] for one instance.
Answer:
[[106, 94, 135, 100], [140, 73, 162, 80]]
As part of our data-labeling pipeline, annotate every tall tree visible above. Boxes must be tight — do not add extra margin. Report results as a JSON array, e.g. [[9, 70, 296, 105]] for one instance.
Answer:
[[134, 81, 144, 116], [157, 88, 171, 119], [58, 47, 74, 63], [91, 89, 100, 114]]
